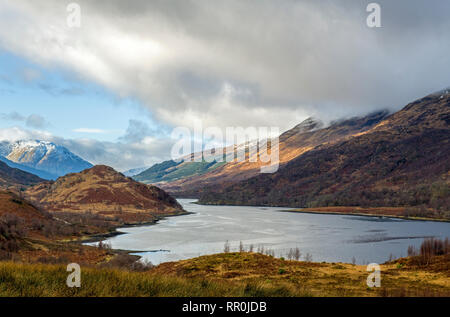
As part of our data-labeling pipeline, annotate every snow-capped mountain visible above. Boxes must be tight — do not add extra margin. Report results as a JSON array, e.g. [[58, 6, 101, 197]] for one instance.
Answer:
[[0, 140, 93, 179]]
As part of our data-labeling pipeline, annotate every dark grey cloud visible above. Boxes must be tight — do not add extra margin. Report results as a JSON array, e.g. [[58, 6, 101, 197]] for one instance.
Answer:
[[0, 0, 449, 130]]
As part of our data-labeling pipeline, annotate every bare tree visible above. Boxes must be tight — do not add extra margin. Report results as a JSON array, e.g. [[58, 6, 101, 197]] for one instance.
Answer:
[[294, 247, 301, 261], [287, 248, 294, 260], [265, 249, 275, 257], [223, 240, 230, 253], [249, 244, 254, 253], [239, 241, 244, 252], [407, 245, 418, 257], [304, 253, 313, 262]]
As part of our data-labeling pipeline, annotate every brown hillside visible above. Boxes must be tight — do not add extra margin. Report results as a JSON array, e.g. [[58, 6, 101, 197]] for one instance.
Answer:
[[25, 165, 185, 221], [0, 161, 44, 189], [162, 111, 389, 196], [199, 90, 450, 217]]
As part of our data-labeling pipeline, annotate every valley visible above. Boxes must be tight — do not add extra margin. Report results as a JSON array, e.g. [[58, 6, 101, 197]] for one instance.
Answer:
[[0, 89, 448, 298]]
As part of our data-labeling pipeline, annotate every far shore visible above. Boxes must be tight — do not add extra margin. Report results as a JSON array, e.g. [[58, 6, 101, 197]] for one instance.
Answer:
[[280, 206, 450, 223], [190, 198, 450, 223]]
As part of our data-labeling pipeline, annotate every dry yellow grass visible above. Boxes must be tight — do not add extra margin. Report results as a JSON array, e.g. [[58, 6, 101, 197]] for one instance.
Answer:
[[1, 253, 448, 297], [152, 253, 450, 297]]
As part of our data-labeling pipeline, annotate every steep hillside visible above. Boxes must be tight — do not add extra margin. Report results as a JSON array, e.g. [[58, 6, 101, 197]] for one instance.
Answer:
[[0, 190, 50, 228], [199, 90, 450, 217], [0, 160, 44, 189], [0, 156, 57, 180], [160, 111, 389, 196], [0, 140, 92, 179], [134, 159, 226, 184], [25, 165, 185, 222]]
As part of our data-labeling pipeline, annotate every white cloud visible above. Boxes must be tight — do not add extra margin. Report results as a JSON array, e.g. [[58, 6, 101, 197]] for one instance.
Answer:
[[0, 125, 174, 171]]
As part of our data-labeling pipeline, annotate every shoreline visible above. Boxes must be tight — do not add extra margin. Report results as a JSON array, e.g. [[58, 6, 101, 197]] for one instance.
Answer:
[[75, 210, 195, 258], [75, 203, 448, 266], [192, 199, 449, 223], [279, 208, 450, 223]]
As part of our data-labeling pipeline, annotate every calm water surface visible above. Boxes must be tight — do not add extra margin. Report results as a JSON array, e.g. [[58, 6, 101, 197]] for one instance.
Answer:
[[96, 199, 450, 265]]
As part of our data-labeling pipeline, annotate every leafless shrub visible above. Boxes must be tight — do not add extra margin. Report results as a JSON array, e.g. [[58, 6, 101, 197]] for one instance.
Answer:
[[407, 237, 449, 266], [287, 248, 301, 261], [239, 241, 244, 252], [421, 238, 446, 257], [257, 244, 265, 254], [99, 254, 153, 271], [130, 258, 154, 272], [248, 244, 254, 252], [287, 248, 294, 260], [223, 240, 230, 253], [304, 253, 313, 262], [407, 245, 418, 257], [293, 248, 301, 261], [98, 240, 112, 250]]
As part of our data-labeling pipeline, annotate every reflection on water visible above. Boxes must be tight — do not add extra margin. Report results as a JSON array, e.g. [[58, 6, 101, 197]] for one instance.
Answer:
[[93, 199, 450, 265]]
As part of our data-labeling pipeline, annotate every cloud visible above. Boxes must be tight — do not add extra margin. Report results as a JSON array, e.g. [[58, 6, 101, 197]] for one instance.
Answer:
[[21, 68, 41, 82], [0, 0, 449, 132], [0, 126, 52, 142], [25, 114, 48, 129], [1, 112, 49, 129], [0, 125, 174, 171], [119, 119, 157, 143], [1, 111, 26, 121]]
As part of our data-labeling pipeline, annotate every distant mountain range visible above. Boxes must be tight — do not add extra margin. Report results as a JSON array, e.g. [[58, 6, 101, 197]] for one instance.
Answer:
[[138, 110, 391, 194], [138, 88, 449, 216], [0, 140, 93, 179], [197, 89, 450, 215]]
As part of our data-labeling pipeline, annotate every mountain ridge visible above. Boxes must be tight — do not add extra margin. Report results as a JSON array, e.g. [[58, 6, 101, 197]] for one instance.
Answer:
[[198, 90, 450, 217], [0, 160, 44, 189], [25, 165, 186, 223], [0, 140, 93, 179], [156, 110, 390, 196]]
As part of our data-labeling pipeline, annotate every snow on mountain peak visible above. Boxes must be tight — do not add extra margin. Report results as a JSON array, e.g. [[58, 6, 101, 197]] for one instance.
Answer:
[[1, 139, 93, 178]]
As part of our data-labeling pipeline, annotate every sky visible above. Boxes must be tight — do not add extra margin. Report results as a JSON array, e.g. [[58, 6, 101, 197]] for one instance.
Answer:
[[0, 0, 449, 171]]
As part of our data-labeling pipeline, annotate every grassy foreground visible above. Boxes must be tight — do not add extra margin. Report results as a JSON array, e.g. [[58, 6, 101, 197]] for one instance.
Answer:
[[0, 252, 449, 297]]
